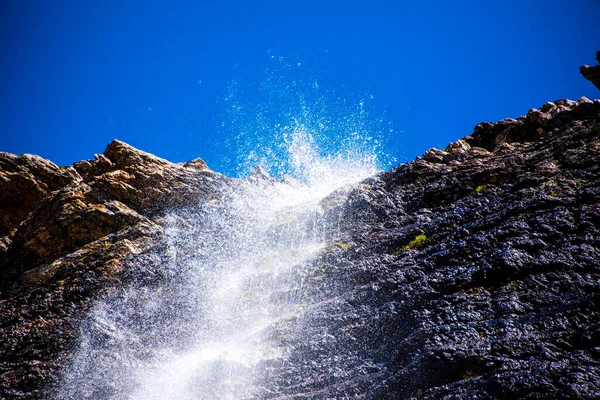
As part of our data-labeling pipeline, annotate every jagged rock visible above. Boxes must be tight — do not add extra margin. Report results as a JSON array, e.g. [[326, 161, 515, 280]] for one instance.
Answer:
[[77, 140, 225, 214], [445, 139, 471, 153], [422, 148, 447, 163], [250, 165, 271, 180], [580, 51, 600, 91], [272, 98, 600, 399], [5, 185, 147, 285], [0, 141, 230, 398], [182, 158, 209, 170], [465, 97, 600, 152], [0, 154, 81, 274], [0, 153, 80, 238]]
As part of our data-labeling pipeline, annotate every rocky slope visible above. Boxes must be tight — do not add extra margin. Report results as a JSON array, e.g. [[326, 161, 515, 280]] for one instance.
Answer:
[[0, 141, 229, 398], [286, 96, 600, 399], [1, 58, 599, 399]]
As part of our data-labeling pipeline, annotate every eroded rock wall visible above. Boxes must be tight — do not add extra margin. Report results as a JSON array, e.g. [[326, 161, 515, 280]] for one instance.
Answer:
[[255, 98, 600, 399], [0, 140, 229, 399], [342, 98, 600, 399], [255, 57, 600, 399]]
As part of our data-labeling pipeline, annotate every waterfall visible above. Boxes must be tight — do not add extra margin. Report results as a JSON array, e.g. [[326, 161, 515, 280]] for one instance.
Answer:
[[57, 128, 380, 399]]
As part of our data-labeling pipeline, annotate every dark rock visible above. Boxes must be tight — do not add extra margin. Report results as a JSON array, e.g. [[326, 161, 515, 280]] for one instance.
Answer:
[[580, 51, 600, 91], [270, 98, 600, 399], [423, 148, 448, 163], [252, 56, 600, 398]]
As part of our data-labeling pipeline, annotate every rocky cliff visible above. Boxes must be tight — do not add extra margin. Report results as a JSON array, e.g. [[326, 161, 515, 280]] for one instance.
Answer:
[[1, 58, 599, 399], [0, 142, 230, 398], [294, 96, 600, 399]]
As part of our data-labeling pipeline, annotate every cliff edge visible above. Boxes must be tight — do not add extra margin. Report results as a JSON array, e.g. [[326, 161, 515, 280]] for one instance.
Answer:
[[0, 141, 229, 398]]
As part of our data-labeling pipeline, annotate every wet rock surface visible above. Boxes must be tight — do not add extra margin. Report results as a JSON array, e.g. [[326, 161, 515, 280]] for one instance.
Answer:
[[269, 97, 600, 398], [0, 140, 229, 399]]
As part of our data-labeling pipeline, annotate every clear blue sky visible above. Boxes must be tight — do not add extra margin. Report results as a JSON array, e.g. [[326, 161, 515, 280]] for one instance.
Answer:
[[1, 1, 599, 176]]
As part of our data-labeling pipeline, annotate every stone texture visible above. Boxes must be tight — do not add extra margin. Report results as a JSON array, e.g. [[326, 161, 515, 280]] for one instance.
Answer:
[[580, 51, 600, 91], [263, 98, 600, 399], [0, 153, 81, 267], [0, 141, 229, 399]]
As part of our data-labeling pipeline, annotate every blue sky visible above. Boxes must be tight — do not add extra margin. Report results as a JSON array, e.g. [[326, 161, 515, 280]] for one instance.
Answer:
[[1, 1, 599, 176]]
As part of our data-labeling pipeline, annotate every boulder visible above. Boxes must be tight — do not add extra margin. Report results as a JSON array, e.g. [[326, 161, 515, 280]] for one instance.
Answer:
[[580, 51, 600, 91]]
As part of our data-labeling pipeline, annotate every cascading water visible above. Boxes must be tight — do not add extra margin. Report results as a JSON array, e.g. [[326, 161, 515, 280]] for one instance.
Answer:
[[57, 126, 382, 399]]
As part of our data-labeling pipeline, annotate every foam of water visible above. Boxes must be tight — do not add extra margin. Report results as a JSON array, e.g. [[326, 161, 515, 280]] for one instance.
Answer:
[[57, 126, 380, 399]]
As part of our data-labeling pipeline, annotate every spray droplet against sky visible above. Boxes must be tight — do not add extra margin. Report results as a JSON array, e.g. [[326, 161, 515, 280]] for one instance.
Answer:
[[215, 58, 393, 179], [0, 2, 598, 170]]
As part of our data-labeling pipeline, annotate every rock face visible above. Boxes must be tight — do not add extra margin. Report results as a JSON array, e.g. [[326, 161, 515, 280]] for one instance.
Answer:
[[285, 96, 600, 399], [0, 140, 229, 398], [262, 55, 600, 399], [581, 51, 600, 91], [1, 57, 599, 399]]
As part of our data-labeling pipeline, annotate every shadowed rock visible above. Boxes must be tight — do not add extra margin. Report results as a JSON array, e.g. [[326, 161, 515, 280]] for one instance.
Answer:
[[580, 51, 600, 91], [255, 96, 600, 399]]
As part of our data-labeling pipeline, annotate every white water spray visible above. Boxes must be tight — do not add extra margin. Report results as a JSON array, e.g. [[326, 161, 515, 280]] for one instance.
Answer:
[[58, 127, 380, 399]]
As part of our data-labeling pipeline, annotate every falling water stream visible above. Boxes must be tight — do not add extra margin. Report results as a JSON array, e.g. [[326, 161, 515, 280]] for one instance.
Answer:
[[58, 129, 380, 399]]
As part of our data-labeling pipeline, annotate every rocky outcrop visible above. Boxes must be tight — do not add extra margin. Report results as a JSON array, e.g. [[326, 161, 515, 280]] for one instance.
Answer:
[[0, 154, 80, 265], [272, 93, 600, 397], [0, 140, 228, 398], [1, 57, 600, 399], [581, 51, 600, 91]]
